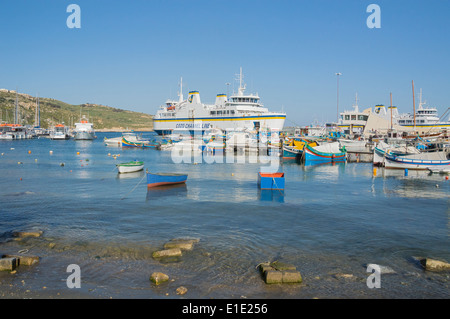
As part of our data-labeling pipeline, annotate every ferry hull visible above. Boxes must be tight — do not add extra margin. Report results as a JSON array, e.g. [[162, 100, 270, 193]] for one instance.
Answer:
[[74, 131, 95, 140], [153, 116, 286, 135]]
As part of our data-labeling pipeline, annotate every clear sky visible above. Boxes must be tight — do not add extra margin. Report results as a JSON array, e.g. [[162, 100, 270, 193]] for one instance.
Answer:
[[1, 0, 449, 126]]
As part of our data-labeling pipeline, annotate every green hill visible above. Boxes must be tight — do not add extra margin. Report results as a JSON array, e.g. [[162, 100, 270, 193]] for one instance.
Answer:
[[0, 89, 154, 131]]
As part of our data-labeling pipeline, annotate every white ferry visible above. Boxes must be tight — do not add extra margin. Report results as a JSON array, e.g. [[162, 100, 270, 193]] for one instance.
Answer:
[[396, 98, 450, 133], [74, 115, 96, 140], [153, 68, 286, 135]]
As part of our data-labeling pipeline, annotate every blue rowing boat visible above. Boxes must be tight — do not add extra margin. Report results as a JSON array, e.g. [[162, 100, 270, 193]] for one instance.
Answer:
[[147, 172, 188, 188]]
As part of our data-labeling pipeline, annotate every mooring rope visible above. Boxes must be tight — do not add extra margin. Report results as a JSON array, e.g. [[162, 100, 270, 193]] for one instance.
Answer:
[[120, 173, 146, 200]]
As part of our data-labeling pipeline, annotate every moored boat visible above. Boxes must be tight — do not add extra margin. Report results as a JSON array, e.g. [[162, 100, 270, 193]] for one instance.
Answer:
[[384, 151, 450, 170], [116, 161, 144, 174], [50, 124, 70, 140], [303, 142, 347, 163], [258, 172, 285, 190], [74, 116, 95, 140], [122, 137, 159, 148], [146, 171, 188, 188]]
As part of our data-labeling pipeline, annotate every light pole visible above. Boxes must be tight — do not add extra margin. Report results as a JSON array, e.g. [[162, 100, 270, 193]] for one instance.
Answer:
[[335, 73, 342, 125], [226, 83, 231, 97]]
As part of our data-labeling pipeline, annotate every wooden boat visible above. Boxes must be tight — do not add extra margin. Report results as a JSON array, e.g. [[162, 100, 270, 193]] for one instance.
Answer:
[[147, 172, 188, 188], [258, 172, 285, 190], [384, 152, 450, 170], [122, 137, 159, 148], [282, 139, 317, 160], [116, 161, 144, 174], [303, 142, 347, 163]]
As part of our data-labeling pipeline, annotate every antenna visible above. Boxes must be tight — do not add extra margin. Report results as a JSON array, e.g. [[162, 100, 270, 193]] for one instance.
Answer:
[[178, 77, 184, 103]]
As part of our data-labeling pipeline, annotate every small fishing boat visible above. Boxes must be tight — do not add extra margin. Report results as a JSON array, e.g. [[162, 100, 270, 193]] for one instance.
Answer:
[[303, 142, 347, 163], [258, 172, 285, 190], [122, 137, 159, 148], [384, 152, 450, 170], [116, 161, 144, 174], [282, 145, 302, 160], [147, 171, 188, 188]]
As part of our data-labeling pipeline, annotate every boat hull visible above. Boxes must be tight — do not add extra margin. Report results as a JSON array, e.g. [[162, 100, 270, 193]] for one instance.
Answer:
[[74, 131, 95, 140], [258, 172, 285, 190], [304, 144, 347, 163], [384, 154, 450, 170], [117, 162, 144, 174], [147, 173, 188, 188]]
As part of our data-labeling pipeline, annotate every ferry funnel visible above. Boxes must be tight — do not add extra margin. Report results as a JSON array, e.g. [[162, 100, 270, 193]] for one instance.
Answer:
[[215, 94, 227, 107], [188, 91, 201, 104]]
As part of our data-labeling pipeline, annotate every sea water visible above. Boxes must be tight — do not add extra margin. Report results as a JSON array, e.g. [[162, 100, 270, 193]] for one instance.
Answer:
[[0, 133, 448, 298]]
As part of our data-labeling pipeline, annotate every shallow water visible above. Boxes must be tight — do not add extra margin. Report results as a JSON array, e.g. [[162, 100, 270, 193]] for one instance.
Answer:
[[0, 133, 449, 299]]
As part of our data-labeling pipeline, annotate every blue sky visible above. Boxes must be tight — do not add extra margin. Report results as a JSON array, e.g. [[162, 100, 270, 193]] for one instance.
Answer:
[[1, 0, 449, 126]]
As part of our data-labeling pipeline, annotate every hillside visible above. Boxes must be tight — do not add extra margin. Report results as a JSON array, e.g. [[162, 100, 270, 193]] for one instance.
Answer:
[[0, 89, 154, 131]]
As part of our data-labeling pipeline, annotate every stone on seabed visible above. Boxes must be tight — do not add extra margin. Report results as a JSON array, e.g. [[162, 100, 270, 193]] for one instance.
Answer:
[[152, 248, 182, 258], [0, 257, 17, 271], [2, 254, 39, 266], [12, 231, 43, 238], [164, 240, 195, 251], [259, 262, 302, 284], [420, 258, 450, 271]]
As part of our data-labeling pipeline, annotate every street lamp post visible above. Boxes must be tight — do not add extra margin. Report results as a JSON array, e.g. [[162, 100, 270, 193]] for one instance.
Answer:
[[335, 73, 342, 126]]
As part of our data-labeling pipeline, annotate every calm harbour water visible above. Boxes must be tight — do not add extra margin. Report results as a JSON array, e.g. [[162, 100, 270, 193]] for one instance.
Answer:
[[0, 132, 449, 299]]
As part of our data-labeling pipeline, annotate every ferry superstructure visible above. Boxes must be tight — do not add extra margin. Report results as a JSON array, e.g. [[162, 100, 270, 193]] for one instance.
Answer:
[[153, 69, 286, 135]]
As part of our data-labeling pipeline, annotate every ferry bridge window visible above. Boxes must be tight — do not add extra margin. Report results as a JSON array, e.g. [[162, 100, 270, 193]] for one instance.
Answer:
[[345, 115, 350, 120], [217, 111, 222, 115], [230, 110, 235, 114], [211, 111, 216, 115], [351, 115, 356, 120]]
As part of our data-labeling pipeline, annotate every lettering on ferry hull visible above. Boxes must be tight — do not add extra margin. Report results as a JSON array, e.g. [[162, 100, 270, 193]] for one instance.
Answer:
[[176, 123, 211, 129]]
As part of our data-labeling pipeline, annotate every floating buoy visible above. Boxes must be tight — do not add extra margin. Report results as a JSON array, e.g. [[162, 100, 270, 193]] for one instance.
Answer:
[[108, 153, 111, 156], [49, 151, 53, 155], [436, 184, 439, 188], [60, 163, 65, 166], [445, 176, 449, 180], [85, 159, 89, 162], [10, 148, 14, 150], [35, 159, 38, 162], [28, 150, 31, 154], [77, 152, 80, 155], [1, 153, 4, 156], [17, 162, 23, 165], [231, 173, 234, 176], [404, 169, 408, 176], [373, 167, 377, 176], [20, 178, 22, 181]]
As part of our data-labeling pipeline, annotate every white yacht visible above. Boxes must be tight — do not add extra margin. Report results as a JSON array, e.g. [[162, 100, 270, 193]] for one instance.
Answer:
[[74, 115, 96, 140], [50, 124, 70, 140], [153, 68, 286, 135], [0, 124, 30, 139]]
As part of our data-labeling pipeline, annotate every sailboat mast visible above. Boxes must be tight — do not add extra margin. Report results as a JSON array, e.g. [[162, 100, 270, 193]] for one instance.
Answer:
[[15, 90, 18, 124], [390, 92, 393, 131], [412, 80, 416, 130]]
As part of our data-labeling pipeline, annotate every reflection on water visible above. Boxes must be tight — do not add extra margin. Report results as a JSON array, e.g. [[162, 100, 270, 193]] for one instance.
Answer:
[[0, 133, 449, 298], [258, 189, 285, 203], [116, 170, 145, 180], [146, 183, 188, 200]]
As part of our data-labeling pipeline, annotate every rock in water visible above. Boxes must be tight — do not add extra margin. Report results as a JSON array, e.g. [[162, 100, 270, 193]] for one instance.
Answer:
[[150, 272, 169, 285], [420, 258, 450, 271]]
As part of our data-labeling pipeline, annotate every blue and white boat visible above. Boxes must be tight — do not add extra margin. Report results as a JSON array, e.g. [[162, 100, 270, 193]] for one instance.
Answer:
[[384, 151, 450, 170]]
